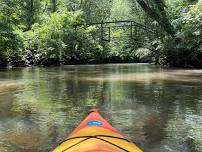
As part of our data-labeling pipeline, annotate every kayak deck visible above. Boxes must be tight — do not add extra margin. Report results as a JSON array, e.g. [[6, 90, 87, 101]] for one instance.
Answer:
[[52, 110, 142, 152]]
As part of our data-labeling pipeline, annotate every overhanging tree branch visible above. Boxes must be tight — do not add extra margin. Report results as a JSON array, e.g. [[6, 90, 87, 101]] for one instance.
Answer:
[[136, 0, 176, 37]]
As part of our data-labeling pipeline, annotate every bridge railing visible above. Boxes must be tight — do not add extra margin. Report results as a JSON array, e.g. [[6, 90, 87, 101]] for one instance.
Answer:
[[73, 20, 156, 42]]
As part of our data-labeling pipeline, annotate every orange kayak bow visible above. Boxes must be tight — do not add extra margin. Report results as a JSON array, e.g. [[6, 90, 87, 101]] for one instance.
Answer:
[[52, 110, 142, 152]]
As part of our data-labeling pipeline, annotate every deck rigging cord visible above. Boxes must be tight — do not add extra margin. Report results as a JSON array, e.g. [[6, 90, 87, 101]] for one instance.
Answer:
[[60, 135, 131, 152]]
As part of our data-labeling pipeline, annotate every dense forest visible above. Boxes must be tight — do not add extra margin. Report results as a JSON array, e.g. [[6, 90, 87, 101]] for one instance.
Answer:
[[0, 0, 202, 67]]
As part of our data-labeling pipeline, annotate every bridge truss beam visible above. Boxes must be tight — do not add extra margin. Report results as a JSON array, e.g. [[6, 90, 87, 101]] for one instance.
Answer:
[[74, 20, 156, 42]]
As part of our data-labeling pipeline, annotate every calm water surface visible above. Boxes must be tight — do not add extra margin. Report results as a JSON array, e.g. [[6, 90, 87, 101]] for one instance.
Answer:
[[0, 64, 202, 152]]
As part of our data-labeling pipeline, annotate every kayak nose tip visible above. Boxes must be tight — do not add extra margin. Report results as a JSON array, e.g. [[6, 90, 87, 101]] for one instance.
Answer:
[[88, 107, 99, 114]]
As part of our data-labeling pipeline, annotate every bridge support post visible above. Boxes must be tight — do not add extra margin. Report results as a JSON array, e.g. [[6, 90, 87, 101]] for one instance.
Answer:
[[108, 27, 111, 42], [101, 22, 104, 40], [130, 21, 133, 39]]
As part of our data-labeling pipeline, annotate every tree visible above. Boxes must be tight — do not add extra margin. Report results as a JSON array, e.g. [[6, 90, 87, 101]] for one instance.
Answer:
[[0, 0, 23, 64], [52, 0, 57, 12], [135, 0, 176, 37]]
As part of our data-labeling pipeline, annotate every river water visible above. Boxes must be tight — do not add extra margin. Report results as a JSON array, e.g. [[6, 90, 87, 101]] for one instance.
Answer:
[[0, 64, 202, 152]]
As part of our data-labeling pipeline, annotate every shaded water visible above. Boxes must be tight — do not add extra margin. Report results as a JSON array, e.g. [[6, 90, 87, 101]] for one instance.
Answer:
[[0, 64, 202, 152]]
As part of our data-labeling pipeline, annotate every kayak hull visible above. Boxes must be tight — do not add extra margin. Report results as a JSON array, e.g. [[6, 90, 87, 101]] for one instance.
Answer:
[[53, 111, 142, 152]]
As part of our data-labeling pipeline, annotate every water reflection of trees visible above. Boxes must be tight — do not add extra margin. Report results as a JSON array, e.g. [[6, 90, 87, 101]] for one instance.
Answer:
[[85, 78, 202, 151], [0, 65, 202, 151]]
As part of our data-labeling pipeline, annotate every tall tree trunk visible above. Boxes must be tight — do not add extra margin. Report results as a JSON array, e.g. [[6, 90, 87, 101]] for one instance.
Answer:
[[52, 0, 57, 12], [28, 0, 34, 29]]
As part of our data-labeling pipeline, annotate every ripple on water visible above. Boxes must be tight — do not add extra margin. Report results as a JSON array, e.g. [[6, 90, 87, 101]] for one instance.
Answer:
[[80, 69, 202, 85], [1, 118, 43, 152], [0, 64, 202, 152]]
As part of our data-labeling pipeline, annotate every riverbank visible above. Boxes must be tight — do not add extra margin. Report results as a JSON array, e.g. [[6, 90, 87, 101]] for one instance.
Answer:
[[0, 57, 143, 68], [1, 61, 201, 69]]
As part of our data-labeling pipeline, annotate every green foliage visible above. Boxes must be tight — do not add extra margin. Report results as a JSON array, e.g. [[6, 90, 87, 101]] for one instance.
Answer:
[[110, 0, 132, 20], [22, 11, 104, 65], [0, 0, 201, 67], [0, 0, 23, 64], [162, 0, 202, 67], [135, 48, 151, 62], [65, 0, 112, 22], [142, 0, 202, 67]]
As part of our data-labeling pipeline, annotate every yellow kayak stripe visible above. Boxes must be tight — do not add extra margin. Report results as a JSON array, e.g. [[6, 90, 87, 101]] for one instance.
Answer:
[[53, 127, 142, 152]]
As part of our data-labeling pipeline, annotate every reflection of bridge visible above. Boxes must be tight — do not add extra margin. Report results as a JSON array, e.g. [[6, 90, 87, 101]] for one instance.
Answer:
[[74, 20, 156, 42]]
